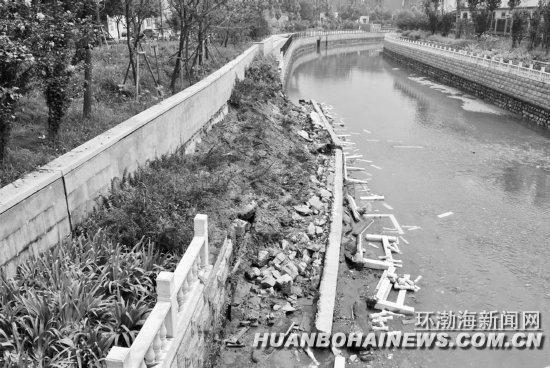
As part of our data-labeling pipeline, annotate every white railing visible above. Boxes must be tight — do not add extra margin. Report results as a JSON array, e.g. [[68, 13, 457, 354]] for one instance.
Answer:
[[385, 35, 550, 84], [105, 214, 210, 368]]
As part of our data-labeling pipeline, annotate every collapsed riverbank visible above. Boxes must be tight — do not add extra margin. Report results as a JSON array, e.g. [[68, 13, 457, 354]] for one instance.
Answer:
[[0, 56, 345, 367]]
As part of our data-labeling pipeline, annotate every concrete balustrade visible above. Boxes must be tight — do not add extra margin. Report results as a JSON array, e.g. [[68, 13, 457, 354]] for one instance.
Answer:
[[391, 35, 550, 83], [106, 215, 214, 368], [384, 35, 550, 126]]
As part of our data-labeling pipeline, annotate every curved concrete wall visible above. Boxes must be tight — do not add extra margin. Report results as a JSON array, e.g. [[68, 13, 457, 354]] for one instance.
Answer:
[[281, 32, 385, 86]]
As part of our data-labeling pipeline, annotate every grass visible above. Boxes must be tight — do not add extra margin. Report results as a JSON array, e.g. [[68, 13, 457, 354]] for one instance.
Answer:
[[0, 39, 252, 188], [401, 29, 550, 68], [0, 56, 324, 367]]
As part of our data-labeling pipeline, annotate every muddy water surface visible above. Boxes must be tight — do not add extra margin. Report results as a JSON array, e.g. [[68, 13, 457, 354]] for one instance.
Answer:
[[286, 47, 550, 368]]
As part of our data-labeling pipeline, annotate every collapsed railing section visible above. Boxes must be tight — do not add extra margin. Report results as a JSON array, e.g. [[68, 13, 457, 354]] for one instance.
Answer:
[[386, 35, 550, 84], [105, 214, 211, 368]]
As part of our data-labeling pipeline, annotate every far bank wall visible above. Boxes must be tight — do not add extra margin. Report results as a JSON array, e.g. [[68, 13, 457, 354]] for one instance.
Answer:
[[384, 38, 550, 127]]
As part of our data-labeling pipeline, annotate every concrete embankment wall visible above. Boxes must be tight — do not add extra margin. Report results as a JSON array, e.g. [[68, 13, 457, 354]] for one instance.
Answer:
[[281, 32, 385, 86], [384, 37, 550, 127], [0, 37, 285, 276]]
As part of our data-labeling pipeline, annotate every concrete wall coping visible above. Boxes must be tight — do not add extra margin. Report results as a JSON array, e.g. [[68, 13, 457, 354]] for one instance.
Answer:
[[0, 169, 62, 213], [386, 35, 550, 84]]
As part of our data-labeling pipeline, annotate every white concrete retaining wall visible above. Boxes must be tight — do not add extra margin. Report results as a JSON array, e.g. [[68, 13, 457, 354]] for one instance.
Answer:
[[280, 31, 385, 85], [0, 39, 269, 276]]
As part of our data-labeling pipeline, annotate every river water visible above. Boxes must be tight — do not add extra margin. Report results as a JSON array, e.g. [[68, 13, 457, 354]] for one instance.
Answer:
[[286, 46, 550, 367]]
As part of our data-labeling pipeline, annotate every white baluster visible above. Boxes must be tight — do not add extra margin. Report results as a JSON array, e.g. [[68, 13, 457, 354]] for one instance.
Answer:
[[153, 331, 162, 361], [144, 345, 155, 366], [160, 321, 168, 349], [177, 286, 185, 311]]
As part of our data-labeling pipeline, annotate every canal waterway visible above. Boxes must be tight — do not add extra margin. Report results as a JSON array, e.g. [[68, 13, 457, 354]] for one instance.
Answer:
[[286, 46, 550, 368]]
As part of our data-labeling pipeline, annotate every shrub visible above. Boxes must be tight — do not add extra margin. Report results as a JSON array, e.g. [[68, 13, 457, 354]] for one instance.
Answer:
[[511, 10, 527, 47], [439, 13, 455, 36], [0, 232, 174, 367]]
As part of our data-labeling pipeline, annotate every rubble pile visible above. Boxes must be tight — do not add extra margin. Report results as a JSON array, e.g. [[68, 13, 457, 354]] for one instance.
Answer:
[[218, 99, 341, 366]]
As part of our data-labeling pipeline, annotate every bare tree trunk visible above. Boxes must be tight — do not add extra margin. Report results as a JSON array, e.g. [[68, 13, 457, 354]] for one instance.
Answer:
[[83, 47, 93, 118], [124, 1, 137, 84]]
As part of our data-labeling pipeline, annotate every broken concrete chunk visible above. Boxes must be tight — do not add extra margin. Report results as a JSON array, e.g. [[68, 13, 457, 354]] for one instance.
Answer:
[[273, 252, 289, 267], [297, 261, 307, 274], [282, 262, 299, 279], [261, 276, 276, 288], [291, 212, 304, 222], [307, 222, 316, 236], [310, 111, 322, 126], [308, 196, 324, 211], [307, 243, 322, 252], [315, 226, 323, 235], [276, 274, 293, 287], [318, 188, 332, 200], [232, 218, 250, 237], [297, 130, 311, 141], [282, 302, 296, 313], [291, 285, 303, 297], [238, 201, 257, 222], [255, 250, 270, 267], [314, 217, 327, 226], [293, 204, 312, 216], [245, 267, 261, 280], [281, 239, 290, 250]]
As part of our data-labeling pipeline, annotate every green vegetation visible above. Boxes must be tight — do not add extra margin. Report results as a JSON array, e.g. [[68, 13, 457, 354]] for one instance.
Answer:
[[0, 40, 249, 188], [397, 0, 550, 61]]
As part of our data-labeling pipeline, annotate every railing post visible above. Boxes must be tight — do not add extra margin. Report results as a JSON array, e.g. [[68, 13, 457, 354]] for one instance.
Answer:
[[194, 214, 209, 267], [106, 347, 132, 368], [157, 271, 177, 338]]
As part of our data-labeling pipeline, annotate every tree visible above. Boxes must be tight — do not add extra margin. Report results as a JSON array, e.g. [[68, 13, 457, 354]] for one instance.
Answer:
[[423, 0, 440, 34], [528, 4, 542, 50], [511, 9, 527, 47], [121, 0, 159, 90], [543, 1, 550, 53], [299, 0, 315, 21], [30, 1, 95, 140], [0, 1, 36, 162], [507, 0, 521, 10], [104, 0, 126, 39], [485, 0, 502, 30]]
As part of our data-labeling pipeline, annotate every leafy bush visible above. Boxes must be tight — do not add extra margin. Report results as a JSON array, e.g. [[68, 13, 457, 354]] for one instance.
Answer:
[[283, 20, 310, 32], [439, 13, 455, 36], [0, 232, 174, 367], [396, 10, 428, 31], [229, 56, 280, 107], [511, 10, 527, 47]]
